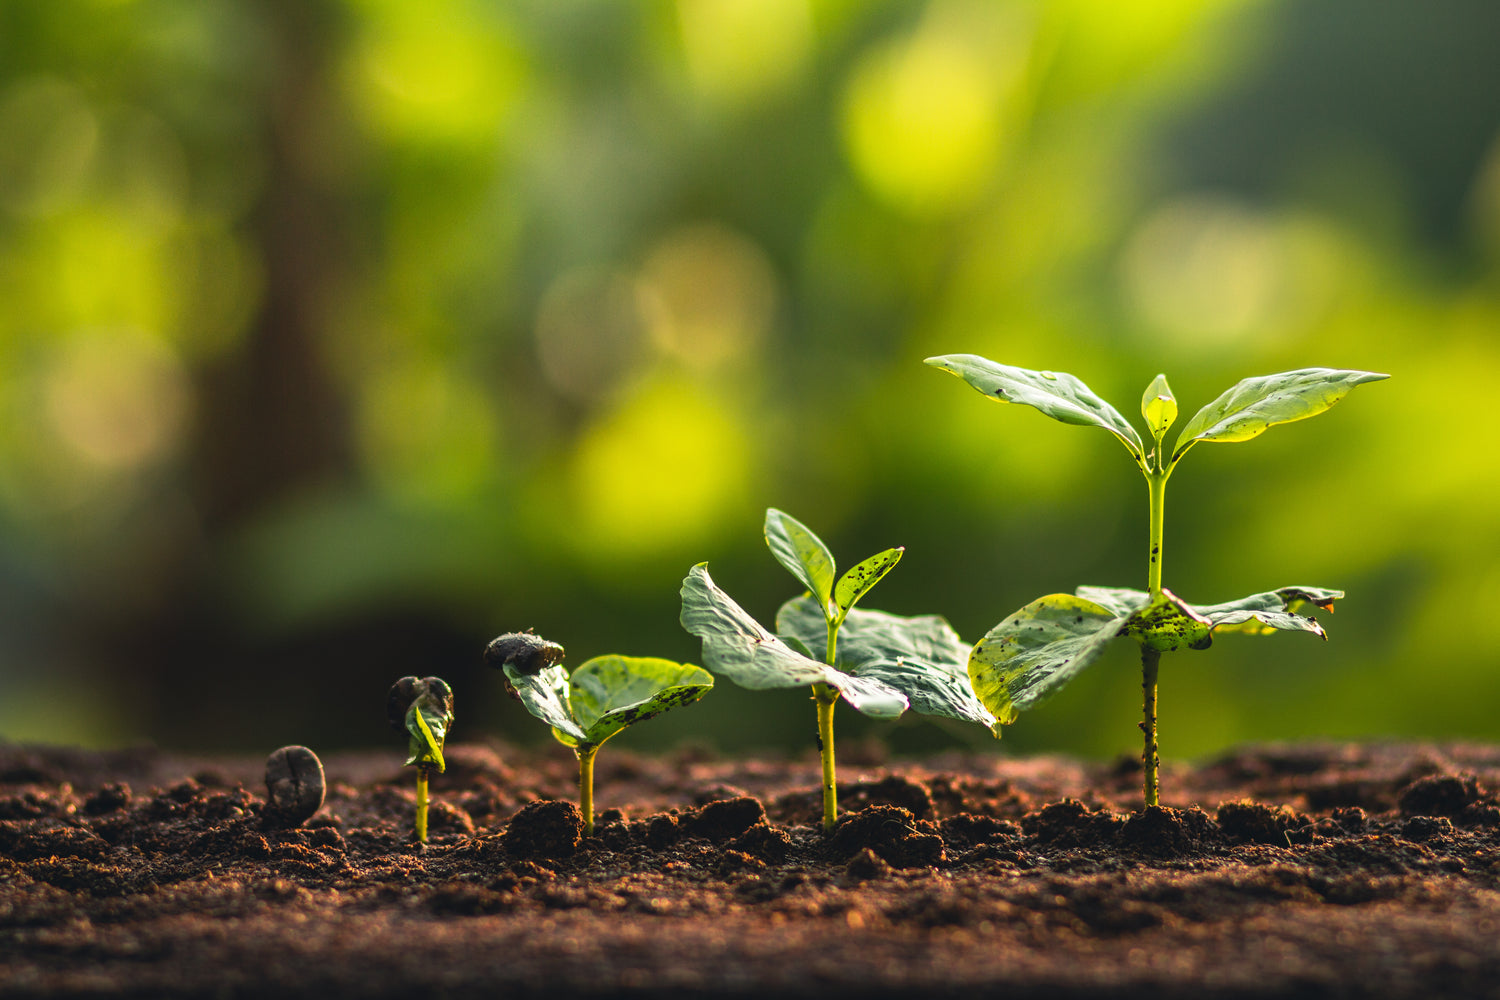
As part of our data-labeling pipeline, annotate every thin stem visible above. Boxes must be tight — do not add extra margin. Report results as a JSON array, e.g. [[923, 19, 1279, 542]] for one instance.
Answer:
[[814, 683, 839, 830], [414, 766, 429, 843], [577, 746, 598, 837], [1146, 470, 1167, 596], [1140, 646, 1161, 808]]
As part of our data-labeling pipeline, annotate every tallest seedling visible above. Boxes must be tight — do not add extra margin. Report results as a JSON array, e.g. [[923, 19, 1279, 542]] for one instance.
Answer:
[[928, 356, 1387, 806]]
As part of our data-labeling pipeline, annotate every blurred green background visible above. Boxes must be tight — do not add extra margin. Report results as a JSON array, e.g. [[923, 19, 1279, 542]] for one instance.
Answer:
[[0, 0, 1495, 762]]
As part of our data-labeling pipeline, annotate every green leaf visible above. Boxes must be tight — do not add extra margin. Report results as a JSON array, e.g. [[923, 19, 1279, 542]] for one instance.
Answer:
[[1171, 368, 1389, 463], [968, 594, 1125, 726], [1194, 587, 1342, 638], [925, 354, 1144, 460], [1141, 373, 1177, 442], [1074, 585, 1151, 618], [504, 662, 588, 745], [834, 547, 903, 614], [1120, 589, 1214, 652], [568, 655, 713, 747], [404, 690, 453, 772], [679, 563, 908, 718], [764, 509, 836, 617], [777, 596, 995, 730]]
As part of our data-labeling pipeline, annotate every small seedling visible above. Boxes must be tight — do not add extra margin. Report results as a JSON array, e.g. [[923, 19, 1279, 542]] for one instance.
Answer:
[[928, 357, 1387, 806], [681, 508, 995, 830], [386, 675, 454, 842], [264, 745, 325, 828], [487, 633, 712, 836]]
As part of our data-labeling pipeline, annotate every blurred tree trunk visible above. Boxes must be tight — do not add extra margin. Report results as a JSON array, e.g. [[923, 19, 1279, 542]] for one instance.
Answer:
[[194, 0, 353, 529]]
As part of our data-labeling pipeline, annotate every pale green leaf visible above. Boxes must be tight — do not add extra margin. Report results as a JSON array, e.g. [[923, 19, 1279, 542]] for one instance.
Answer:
[[679, 564, 909, 718], [1194, 586, 1342, 638], [764, 509, 836, 616], [834, 547, 903, 614], [1141, 373, 1177, 442], [969, 594, 1124, 726], [504, 662, 588, 745], [1171, 368, 1388, 463], [777, 596, 995, 730], [568, 655, 713, 747], [925, 354, 1144, 460], [403, 685, 453, 772], [1074, 585, 1151, 618]]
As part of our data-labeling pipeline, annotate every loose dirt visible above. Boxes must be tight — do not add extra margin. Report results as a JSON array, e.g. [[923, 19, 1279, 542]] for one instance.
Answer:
[[5, 740, 1500, 998]]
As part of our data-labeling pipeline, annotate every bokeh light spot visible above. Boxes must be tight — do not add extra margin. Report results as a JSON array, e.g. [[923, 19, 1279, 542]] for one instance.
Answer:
[[535, 267, 650, 401], [44, 334, 191, 470], [567, 378, 752, 562], [841, 4, 1027, 216], [1120, 195, 1290, 346], [676, 0, 814, 107], [641, 223, 777, 373]]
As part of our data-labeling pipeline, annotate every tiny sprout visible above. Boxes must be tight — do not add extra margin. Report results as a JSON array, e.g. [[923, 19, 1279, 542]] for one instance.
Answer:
[[264, 745, 325, 828], [387, 675, 454, 843]]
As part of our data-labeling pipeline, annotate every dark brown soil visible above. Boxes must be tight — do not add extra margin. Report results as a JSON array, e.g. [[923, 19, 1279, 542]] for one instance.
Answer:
[[6, 739, 1500, 998]]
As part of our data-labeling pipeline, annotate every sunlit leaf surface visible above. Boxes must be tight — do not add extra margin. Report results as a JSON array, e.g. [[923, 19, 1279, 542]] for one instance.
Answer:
[[777, 595, 994, 730], [679, 564, 908, 718], [925, 354, 1145, 459]]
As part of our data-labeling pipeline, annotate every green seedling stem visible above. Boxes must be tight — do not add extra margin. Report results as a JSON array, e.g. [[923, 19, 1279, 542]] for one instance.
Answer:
[[387, 675, 453, 844], [813, 683, 839, 828], [930, 357, 1386, 808], [490, 639, 712, 838]]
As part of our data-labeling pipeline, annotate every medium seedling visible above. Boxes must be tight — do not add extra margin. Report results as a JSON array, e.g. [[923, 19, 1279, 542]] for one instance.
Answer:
[[386, 675, 454, 842], [680, 508, 995, 830], [928, 356, 1387, 806], [486, 632, 712, 836]]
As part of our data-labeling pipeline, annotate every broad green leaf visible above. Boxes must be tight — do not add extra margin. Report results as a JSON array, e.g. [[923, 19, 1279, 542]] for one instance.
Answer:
[[1194, 587, 1342, 638], [1074, 585, 1151, 618], [777, 596, 996, 730], [404, 696, 452, 772], [968, 594, 1124, 726], [1141, 373, 1177, 442], [764, 509, 836, 616], [568, 655, 713, 747], [1171, 368, 1388, 463], [1080, 584, 1339, 639], [679, 564, 909, 718], [504, 662, 588, 744], [1121, 589, 1213, 652], [925, 354, 1144, 460], [834, 547, 903, 614]]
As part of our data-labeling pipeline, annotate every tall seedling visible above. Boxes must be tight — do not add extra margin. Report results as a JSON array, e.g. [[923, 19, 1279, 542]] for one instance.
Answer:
[[928, 356, 1387, 806], [681, 509, 995, 830]]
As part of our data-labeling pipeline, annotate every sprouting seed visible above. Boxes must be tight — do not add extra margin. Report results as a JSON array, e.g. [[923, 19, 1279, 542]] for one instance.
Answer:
[[484, 631, 565, 675], [264, 745, 325, 828], [388, 675, 454, 843]]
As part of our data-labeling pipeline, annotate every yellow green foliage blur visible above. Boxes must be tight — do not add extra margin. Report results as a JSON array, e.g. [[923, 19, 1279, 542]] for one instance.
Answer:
[[0, 0, 1495, 758]]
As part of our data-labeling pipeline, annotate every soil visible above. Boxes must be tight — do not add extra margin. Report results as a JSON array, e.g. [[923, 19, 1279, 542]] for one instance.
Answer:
[[6, 739, 1500, 999]]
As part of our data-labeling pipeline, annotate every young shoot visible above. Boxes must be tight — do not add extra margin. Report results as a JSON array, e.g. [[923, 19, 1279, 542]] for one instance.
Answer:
[[386, 675, 454, 842], [486, 633, 712, 836], [928, 356, 1387, 807], [680, 508, 995, 831]]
